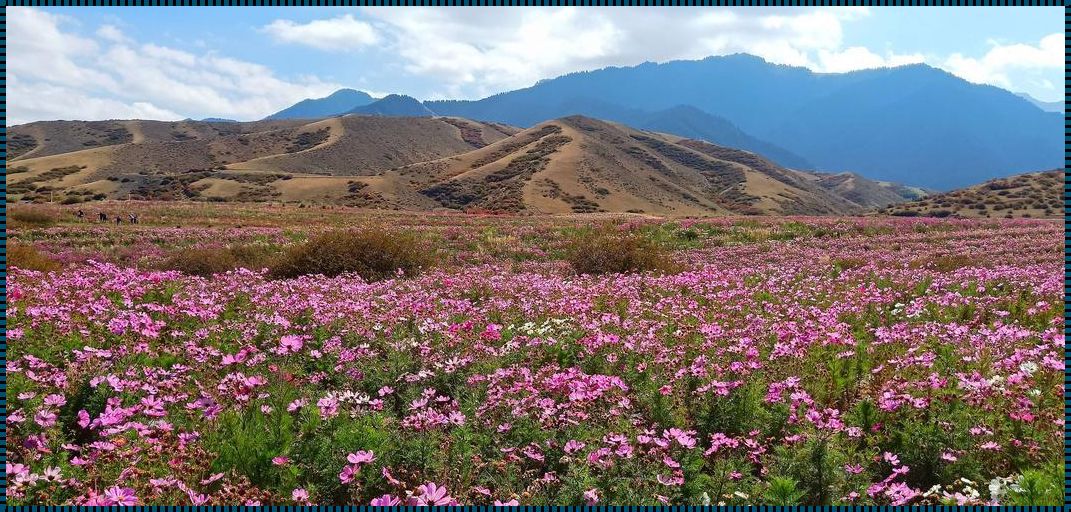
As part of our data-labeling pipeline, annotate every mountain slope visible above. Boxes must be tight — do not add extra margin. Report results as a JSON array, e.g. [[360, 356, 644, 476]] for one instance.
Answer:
[[505, 97, 814, 170], [1017, 93, 1063, 113], [6, 114, 919, 215], [348, 95, 437, 117], [427, 54, 1061, 190], [363, 116, 882, 215], [7, 116, 517, 203], [265, 89, 376, 120], [881, 169, 1062, 218]]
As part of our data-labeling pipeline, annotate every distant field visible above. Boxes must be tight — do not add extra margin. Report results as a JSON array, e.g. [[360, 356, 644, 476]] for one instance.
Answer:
[[7, 202, 1063, 506]]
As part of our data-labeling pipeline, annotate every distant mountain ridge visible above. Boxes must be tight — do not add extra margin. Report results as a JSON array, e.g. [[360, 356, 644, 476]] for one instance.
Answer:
[[425, 55, 1061, 190], [1016, 92, 1063, 113], [348, 95, 437, 117], [262, 55, 1059, 190], [266, 89, 376, 120]]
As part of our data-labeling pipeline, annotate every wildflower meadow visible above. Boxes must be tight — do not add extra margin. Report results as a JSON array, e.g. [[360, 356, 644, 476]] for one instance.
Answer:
[[6, 203, 1064, 505]]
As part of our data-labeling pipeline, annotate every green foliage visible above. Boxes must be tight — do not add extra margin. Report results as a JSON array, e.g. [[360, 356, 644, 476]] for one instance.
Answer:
[[763, 476, 805, 505], [1004, 463, 1063, 505]]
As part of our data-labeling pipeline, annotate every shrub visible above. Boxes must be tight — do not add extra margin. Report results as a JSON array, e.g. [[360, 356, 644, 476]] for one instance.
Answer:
[[270, 229, 435, 281], [159, 245, 277, 276], [9, 244, 61, 272], [9, 207, 58, 228], [564, 228, 676, 275]]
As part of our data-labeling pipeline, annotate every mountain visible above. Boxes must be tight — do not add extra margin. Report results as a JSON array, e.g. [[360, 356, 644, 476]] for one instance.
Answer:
[[265, 89, 376, 120], [7, 115, 910, 215], [881, 169, 1062, 218], [632, 105, 812, 170], [427, 54, 1062, 190], [199, 118, 238, 123], [812, 172, 929, 209], [486, 97, 814, 170], [359, 115, 898, 215], [1016, 93, 1063, 113], [7, 116, 517, 203], [348, 94, 437, 117]]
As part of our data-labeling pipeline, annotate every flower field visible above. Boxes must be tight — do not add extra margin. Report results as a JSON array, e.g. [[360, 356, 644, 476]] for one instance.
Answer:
[[6, 203, 1065, 505]]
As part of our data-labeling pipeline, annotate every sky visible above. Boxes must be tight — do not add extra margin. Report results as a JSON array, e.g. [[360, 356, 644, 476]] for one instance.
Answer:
[[9, 6, 1063, 124]]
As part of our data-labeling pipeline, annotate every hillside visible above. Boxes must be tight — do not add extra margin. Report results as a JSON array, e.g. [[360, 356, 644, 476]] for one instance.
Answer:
[[8, 116, 518, 203], [350, 116, 898, 215], [881, 169, 1062, 218], [8, 115, 922, 215], [425, 55, 1061, 190]]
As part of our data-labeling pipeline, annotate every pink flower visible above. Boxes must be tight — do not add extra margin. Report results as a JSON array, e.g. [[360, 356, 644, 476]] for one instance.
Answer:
[[34, 410, 57, 427], [940, 452, 958, 462], [481, 323, 503, 341], [494, 499, 520, 506], [272, 456, 290, 466], [103, 486, 138, 506], [882, 452, 900, 466], [564, 440, 586, 454], [371, 494, 401, 506], [412, 482, 457, 506], [279, 334, 304, 353], [583, 488, 599, 504], [844, 463, 864, 474], [347, 450, 375, 465], [292, 488, 310, 503], [339, 465, 357, 484]]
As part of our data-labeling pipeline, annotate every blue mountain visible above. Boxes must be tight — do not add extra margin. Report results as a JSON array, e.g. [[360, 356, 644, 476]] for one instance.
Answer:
[[427, 54, 1061, 190], [348, 94, 437, 117], [265, 89, 376, 120]]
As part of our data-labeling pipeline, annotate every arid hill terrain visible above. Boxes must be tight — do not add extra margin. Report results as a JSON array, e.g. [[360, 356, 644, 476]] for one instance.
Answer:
[[881, 169, 1062, 218], [10, 115, 920, 215]]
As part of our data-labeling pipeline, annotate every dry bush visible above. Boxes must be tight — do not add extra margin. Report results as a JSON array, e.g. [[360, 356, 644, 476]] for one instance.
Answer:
[[9, 208, 58, 228], [269, 229, 435, 281], [9, 244, 61, 272], [565, 228, 677, 275], [159, 245, 277, 276]]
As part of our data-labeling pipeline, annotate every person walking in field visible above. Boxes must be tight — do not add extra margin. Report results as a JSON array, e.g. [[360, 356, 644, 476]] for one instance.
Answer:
[[115, 215, 122, 226], [76, 209, 85, 222], [129, 213, 137, 225], [99, 212, 108, 223]]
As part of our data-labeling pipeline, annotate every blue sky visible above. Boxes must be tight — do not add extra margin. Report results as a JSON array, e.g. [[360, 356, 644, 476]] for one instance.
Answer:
[[10, 6, 1062, 124]]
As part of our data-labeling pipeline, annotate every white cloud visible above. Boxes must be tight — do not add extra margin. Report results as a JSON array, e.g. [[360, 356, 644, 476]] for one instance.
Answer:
[[263, 14, 379, 51], [8, 7, 343, 124], [817, 46, 925, 73], [943, 33, 1061, 91], [96, 24, 130, 44], [338, 7, 880, 99]]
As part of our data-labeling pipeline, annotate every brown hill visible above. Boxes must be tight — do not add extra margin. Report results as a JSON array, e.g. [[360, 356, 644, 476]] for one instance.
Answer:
[[811, 172, 927, 209], [8, 116, 518, 203], [8, 115, 916, 215], [881, 169, 1062, 218], [353, 116, 898, 215]]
